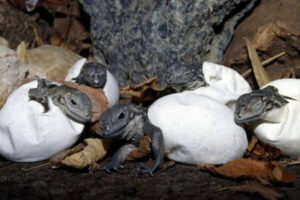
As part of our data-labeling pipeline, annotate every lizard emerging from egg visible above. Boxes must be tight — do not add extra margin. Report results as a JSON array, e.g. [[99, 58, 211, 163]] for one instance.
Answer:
[[28, 77, 92, 123], [234, 79, 300, 156], [99, 103, 165, 176]]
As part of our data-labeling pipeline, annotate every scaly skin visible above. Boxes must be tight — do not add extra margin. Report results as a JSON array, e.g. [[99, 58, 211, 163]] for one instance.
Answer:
[[99, 103, 164, 176], [234, 86, 294, 124], [165, 62, 207, 92], [28, 78, 92, 123], [72, 62, 107, 88]]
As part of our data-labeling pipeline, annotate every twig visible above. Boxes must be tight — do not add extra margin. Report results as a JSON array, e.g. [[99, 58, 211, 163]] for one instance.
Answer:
[[242, 51, 286, 78], [244, 38, 272, 87], [21, 162, 50, 172]]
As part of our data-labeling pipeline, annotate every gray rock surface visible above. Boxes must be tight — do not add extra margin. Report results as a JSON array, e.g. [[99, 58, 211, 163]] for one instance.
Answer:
[[80, 0, 258, 87], [0, 45, 28, 108]]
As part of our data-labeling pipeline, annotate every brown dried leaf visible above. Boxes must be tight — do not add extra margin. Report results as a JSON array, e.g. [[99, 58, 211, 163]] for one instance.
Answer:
[[54, 18, 89, 42], [280, 71, 296, 79], [50, 143, 85, 166], [161, 160, 176, 171], [245, 38, 272, 87], [49, 29, 63, 46], [220, 183, 284, 200], [16, 41, 27, 63], [126, 135, 170, 161], [126, 136, 152, 160], [120, 77, 173, 104], [60, 138, 111, 169], [198, 158, 295, 183], [33, 27, 43, 47], [246, 135, 258, 153], [56, 1, 81, 17], [252, 24, 277, 51], [245, 136, 281, 160]]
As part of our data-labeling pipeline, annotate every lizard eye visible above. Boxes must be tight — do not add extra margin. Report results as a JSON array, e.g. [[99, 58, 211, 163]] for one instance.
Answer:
[[58, 96, 63, 103], [70, 99, 77, 106], [118, 112, 125, 119]]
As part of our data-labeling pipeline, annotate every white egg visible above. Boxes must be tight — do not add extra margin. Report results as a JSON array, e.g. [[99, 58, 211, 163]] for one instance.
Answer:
[[148, 92, 248, 165], [0, 80, 84, 162], [188, 62, 252, 111], [64, 58, 119, 107], [252, 79, 300, 156]]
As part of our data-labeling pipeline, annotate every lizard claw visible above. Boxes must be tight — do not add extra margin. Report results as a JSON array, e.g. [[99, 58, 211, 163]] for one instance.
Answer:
[[97, 162, 123, 173], [135, 163, 155, 176]]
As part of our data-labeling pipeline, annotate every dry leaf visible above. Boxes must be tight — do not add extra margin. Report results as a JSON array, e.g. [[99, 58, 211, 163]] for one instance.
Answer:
[[16, 41, 27, 63], [252, 24, 278, 51], [245, 38, 272, 87], [245, 136, 281, 160], [119, 77, 173, 105], [161, 160, 176, 171], [49, 29, 63, 46], [126, 135, 170, 161], [60, 138, 111, 169], [33, 27, 43, 47], [126, 136, 152, 160], [242, 51, 286, 78], [219, 183, 284, 200], [198, 158, 294, 183], [50, 143, 85, 166]]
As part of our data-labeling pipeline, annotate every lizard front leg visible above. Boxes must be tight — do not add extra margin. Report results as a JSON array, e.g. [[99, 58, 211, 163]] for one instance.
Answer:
[[98, 143, 136, 173], [138, 122, 164, 176]]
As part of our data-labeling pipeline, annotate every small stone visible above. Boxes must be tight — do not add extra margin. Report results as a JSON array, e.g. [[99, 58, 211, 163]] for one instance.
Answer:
[[0, 45, 28, 108], [27, 45, 82, 81], [0, 37, 9, 47]]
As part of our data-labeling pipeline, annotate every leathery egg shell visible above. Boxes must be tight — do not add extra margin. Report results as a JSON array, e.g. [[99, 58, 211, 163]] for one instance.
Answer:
[[148, 92, 248, 165], [0, 80, 84, 162]]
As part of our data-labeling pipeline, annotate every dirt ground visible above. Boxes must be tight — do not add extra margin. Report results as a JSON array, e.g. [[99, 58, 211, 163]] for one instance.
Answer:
[[1, 0, 300, 199], [0, 157, 299, 200]]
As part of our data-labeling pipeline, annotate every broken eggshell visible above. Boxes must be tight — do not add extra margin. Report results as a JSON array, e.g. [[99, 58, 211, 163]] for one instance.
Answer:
[[186, 62, 252, 111], [64, 58, 119, 107], [148, 92, 248, 165], [251, 79, 300, 156], [0, 80, 84, 162]]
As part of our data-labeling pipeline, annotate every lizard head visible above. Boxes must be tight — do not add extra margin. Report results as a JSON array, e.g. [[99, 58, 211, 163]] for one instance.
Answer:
[[165, 62, 207, 92], [73, 62, 107, 88], [99, 103, 145, 139], [51, 85, 92, 123], [234, 86, 294, 124]]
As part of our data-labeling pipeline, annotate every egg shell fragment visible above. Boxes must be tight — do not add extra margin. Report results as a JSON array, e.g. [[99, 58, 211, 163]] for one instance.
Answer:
[[253, 79, 300, 156], [64, 58, 119, 107], [188, 62, 251, 110], [0, 80, 84, 162], [148, 92, 248, 165]]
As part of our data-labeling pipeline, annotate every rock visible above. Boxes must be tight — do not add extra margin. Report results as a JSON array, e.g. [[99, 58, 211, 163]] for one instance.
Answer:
[[65, 58, 120, 107], [148, 92, 248, 165], [0, 45, 28, 108], [0, 37, 9, 47], [0, 80, 84, 162], [27, 45, 82, 81], [79, 0, 258, 87]]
